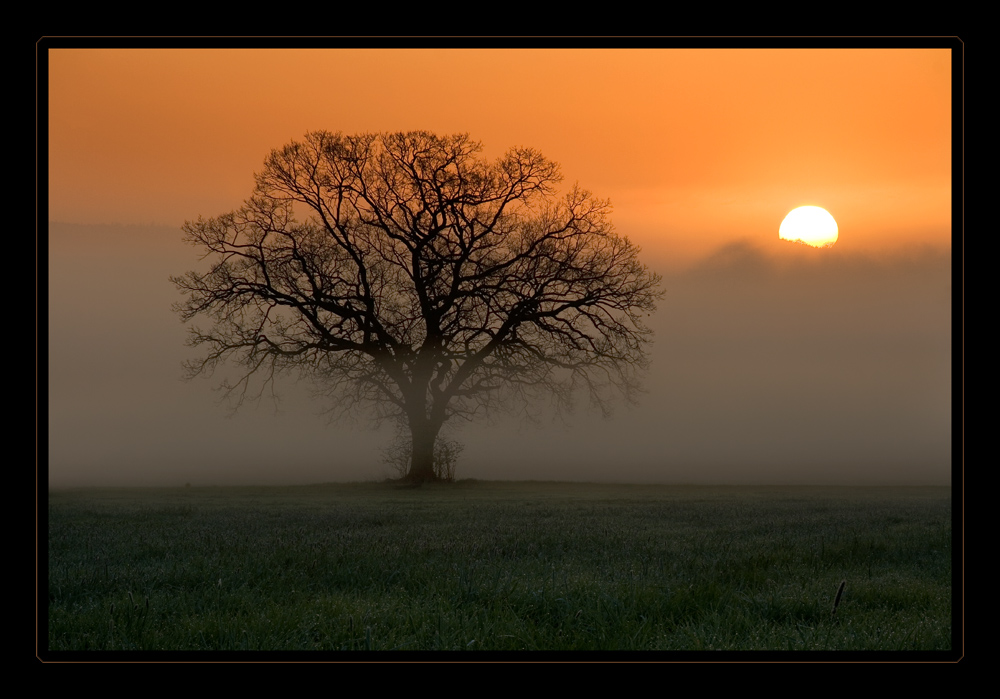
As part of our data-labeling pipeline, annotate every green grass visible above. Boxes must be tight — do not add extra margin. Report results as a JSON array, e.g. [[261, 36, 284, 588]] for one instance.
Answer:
[[44, 481, 953, 655]]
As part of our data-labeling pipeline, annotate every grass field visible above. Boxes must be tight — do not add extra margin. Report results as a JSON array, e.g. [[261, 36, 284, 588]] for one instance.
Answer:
[[44, 481, 955, 657]]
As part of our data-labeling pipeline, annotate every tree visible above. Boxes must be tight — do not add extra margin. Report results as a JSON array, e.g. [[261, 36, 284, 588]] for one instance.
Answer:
[[172, 131, 662, 482]]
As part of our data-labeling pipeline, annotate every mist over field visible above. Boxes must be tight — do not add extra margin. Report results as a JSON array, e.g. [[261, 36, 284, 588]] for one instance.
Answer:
[[46, 221, 952, 488], [43, 47, 955, 489]]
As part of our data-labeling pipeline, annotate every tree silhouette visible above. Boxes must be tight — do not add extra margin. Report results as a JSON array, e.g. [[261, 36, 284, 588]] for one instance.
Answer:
[[172, 131, 662, 482]]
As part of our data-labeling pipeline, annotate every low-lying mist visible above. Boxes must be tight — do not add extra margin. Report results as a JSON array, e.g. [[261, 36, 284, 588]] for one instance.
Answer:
[[46, 223, 952, 487]]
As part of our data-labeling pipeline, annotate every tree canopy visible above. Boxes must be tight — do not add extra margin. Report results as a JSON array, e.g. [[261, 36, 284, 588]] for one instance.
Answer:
[[173, 131, 662, 481]]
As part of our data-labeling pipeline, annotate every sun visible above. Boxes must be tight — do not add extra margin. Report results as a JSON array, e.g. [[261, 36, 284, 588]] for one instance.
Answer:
[[779, 206, 839, 248]]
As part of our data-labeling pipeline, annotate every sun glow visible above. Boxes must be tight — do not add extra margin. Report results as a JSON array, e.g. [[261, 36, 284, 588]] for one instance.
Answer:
[[779, 206, 839, 248]]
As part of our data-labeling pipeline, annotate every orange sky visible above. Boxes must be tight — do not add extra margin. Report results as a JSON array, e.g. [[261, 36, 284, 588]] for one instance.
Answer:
[[44, 43, 957, 487], [47, 47, 953, 266]]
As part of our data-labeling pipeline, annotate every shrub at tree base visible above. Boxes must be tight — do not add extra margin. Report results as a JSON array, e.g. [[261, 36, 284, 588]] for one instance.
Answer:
[[383, 434, 463, 483]]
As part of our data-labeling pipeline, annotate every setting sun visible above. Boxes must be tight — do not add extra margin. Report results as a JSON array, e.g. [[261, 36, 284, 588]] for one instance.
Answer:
[[779, 206, 839, 248]]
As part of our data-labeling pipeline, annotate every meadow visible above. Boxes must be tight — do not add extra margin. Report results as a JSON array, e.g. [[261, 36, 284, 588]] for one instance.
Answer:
[[44, 481, 954, 657]]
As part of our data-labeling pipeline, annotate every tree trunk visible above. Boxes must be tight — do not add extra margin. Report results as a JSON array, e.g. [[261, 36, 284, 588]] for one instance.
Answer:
[[406, 420, 440, 482]]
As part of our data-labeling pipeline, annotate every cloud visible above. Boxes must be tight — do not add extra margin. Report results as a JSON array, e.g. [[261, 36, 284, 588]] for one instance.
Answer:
[[45, 225, 952, 486]]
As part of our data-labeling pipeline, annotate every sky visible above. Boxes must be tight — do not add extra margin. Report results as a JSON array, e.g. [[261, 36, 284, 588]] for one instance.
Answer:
[[43, 43, 957, 487]]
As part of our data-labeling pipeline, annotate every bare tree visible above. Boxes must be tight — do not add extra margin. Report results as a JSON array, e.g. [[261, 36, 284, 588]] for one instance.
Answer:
[[172, 131, 662, 482]]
